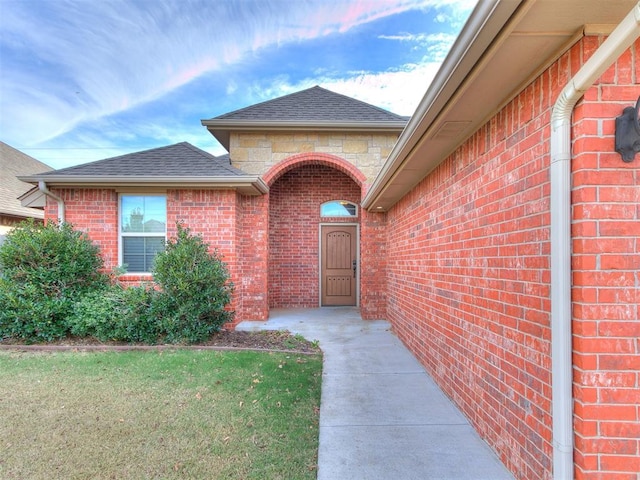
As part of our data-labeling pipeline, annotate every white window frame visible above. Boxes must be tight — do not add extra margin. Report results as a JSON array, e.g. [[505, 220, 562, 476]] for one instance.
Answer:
[[118, 193, 167, 274]]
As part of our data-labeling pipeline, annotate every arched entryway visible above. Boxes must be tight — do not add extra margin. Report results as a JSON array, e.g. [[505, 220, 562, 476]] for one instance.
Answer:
[[265, 154, 364, 309]]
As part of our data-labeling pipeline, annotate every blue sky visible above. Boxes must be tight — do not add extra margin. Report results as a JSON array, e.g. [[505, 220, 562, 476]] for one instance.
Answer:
[[0, 0, 476, 169]]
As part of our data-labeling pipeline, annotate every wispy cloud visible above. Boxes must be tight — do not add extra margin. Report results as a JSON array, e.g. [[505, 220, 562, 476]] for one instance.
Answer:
[[1, 0, 476, 168], [378, 32, 457, 61], [1, 0, 439, 144]]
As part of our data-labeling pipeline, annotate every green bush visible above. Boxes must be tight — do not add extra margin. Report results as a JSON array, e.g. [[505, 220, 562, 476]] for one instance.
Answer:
[[0, 220, 107, 342], [151, 224, 234, 343], [0, 221, 234, 345], [68, 284, 160, 344]]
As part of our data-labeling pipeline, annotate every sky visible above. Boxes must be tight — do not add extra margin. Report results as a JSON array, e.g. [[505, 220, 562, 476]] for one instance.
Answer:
[[0, 0, 476, 170]]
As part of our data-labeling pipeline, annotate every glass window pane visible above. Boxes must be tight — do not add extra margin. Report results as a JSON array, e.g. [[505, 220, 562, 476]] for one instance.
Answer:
[[321, 201, 357, 217], [121, 196, 144, 232], [143, 197, 166, 232], [121, 195, 166, 233], [123, 236, 165, 273], [123, 237, 145, 271]]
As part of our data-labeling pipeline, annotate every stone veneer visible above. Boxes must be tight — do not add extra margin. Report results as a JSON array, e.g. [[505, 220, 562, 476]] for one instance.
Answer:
[[229, 131, 399, 183]]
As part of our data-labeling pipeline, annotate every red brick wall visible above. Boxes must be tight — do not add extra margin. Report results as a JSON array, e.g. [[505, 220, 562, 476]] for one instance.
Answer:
[[44, 175, 369, 322], [236, 193, 269, 321], [167, 189, 241, 323], [571, 37, 640, 479], [360, 208, 387, 319], [384, 37, 638, 480], [45, 187, 242, 308], [268, 164, 361, 308], [45, 188, 119, 268]]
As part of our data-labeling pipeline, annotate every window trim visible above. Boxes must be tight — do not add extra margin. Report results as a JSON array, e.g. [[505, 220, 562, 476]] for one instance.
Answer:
[[118, 193, 167, 274]]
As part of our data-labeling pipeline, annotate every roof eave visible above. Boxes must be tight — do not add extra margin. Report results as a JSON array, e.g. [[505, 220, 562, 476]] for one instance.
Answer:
[[362, 0, 523, 211], [17, 175, 269, 196], [363, 0, 638, 212]]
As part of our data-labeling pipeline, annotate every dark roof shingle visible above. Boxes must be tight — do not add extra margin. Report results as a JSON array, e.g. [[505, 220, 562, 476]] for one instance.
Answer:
[[36, 142, 245, 178], [210, 86, 408, 123]]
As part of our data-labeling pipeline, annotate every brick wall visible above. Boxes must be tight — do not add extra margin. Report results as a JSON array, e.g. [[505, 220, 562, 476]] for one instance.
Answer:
[[384, 36, 638, 480], [571, 37, 639, 479], [168, 189, 237, 258], [236, 193, 269, 321], [42, 170, 370, 322], [46, 188, 119, 268], [44, 187, 243, 308], [269, 164, 361, 308], [360, 208, 387, 319]]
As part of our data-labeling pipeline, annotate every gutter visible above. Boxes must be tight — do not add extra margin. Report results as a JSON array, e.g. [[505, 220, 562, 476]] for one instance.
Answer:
[[549, 3, 640, 479], [38, 180, 65, 223], [20, 176, 269, 195], [200, 120, 407, 129]]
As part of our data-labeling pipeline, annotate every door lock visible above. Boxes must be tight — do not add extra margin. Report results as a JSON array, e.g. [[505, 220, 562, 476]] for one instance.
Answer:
[[352, 259, 357, 278]]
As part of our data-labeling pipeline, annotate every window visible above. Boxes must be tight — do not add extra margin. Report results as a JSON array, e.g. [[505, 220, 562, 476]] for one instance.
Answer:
[[321, 200, 357, 217], [120, 195, 166, 273]]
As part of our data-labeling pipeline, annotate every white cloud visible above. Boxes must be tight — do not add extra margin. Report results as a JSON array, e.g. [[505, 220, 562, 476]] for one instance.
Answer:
[[1, 0, 443, 146], [1, 0, 477, 168], [379, 32, 457, 60], [245, 59, 443, 118], [321, 63, 442, 117]]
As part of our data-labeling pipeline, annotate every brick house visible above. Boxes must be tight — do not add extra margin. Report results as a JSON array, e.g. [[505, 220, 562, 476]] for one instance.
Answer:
[[19, 1, 640, 479]]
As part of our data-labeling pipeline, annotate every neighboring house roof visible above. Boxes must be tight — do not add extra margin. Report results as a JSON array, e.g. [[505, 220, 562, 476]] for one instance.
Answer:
[[0, 141, 52, 220], [19, 142, 268, 196], [202, 85, 409, 149], [362, 0, 639, 211]]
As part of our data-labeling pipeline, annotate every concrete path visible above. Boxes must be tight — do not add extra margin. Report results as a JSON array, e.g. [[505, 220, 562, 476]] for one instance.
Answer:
[[237, 307, 513, 480]]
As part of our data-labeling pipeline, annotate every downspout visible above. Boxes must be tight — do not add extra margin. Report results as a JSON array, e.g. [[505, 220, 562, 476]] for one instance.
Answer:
[[38, 180, 65, 223], [550, 4, 640, 480]]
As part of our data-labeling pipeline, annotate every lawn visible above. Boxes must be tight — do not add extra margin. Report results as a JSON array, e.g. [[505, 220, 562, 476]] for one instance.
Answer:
[[0, 348, 322, 479]]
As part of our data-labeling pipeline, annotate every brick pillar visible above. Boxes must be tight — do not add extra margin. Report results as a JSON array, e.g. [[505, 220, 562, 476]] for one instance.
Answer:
[[236, 193, 270, 322]]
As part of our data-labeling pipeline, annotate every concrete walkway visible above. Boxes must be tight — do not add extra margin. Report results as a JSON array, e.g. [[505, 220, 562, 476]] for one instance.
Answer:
[[237, 307, 513, 480]]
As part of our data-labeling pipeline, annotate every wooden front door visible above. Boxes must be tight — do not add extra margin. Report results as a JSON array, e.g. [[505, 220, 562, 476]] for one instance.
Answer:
[[321, 225, 357, 306]]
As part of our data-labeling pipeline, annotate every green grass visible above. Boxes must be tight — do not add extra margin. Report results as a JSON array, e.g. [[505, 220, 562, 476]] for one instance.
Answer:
[[0, 349, 322, 479]]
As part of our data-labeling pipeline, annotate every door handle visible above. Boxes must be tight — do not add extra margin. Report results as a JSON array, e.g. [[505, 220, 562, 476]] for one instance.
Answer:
[[352, 259, 357, 278]]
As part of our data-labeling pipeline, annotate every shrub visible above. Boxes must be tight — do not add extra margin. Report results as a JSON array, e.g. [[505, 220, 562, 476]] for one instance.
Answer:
[[0, 220, 107, 342], [151, 224, 234, 343], [68, 284, 160, 344]]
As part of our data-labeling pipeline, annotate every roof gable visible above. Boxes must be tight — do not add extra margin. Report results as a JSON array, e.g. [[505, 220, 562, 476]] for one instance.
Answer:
[[202, 86, 408, 149]]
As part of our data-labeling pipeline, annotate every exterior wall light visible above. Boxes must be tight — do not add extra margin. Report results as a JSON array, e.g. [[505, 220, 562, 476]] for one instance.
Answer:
[[615, 96, 640, 162]]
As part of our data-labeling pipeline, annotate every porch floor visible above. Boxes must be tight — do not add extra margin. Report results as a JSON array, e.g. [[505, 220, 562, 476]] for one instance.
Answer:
[[237, 307, 513, 480]]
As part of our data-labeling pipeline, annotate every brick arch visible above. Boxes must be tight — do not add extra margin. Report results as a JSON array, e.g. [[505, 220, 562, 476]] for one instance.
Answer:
[[262, 152, 367, 188]]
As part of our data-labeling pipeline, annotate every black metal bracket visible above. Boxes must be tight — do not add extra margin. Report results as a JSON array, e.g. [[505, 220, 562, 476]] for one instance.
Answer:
[[615, 96, 640, 162]]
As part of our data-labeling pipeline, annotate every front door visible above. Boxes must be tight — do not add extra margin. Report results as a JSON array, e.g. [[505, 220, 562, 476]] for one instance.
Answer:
[[321, 225, 357, 306]]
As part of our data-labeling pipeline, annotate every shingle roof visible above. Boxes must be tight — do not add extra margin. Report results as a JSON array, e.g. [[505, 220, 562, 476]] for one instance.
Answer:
[[202, 86, 408, 150], [35, 142, 246, 178], [211, 86, 409, 123], [0, 142, 52, 219]]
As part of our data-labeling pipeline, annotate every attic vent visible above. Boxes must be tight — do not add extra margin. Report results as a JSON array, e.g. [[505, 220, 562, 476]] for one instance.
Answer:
[[430, 121, 471, 140]]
